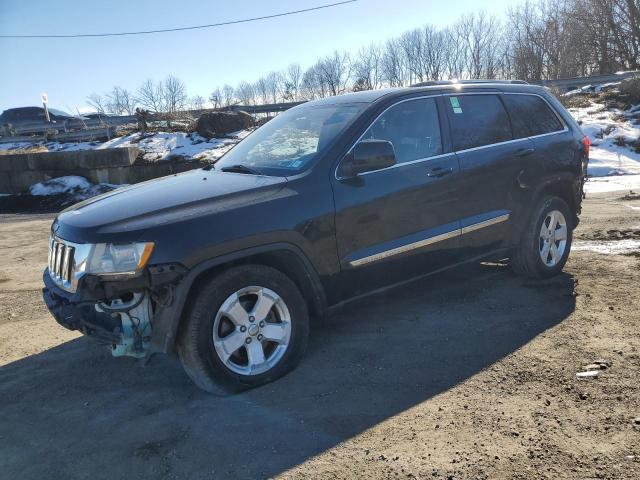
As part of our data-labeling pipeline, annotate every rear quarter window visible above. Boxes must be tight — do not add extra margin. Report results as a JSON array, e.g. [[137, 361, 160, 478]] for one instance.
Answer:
[[503, 94, 564, 138], [446, 95, 512, 151]]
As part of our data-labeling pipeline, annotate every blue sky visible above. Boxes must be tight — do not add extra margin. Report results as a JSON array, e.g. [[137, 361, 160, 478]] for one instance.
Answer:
[[0, 0, 510, 113]]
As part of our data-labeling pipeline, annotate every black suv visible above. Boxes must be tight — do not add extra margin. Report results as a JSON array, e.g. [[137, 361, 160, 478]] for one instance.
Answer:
[[43, 82, 589, 393]]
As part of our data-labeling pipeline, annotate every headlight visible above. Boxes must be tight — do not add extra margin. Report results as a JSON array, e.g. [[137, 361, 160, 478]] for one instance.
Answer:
[[85, 242, 155, 276]]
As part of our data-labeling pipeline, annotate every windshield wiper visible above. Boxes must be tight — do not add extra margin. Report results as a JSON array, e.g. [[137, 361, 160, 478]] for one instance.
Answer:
[[219, 164, 263, 175]]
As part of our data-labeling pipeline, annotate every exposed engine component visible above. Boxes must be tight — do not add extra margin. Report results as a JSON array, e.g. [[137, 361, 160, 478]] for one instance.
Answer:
[[96, 292, 152, 358]]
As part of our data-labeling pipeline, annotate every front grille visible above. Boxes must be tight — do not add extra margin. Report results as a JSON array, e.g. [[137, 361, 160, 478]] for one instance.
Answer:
[[48, 237, 75, 284]]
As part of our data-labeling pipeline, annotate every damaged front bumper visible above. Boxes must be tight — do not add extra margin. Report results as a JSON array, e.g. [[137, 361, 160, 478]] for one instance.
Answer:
[[42, 269, 154, 358]]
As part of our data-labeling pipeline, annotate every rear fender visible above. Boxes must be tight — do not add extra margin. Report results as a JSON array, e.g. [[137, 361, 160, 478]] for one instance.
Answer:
[[509, 173, 581, 246]]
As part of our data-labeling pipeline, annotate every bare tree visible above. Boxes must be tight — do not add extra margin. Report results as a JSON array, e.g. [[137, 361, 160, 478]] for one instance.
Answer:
[[190, 95, 206, 110], [137, 78, 164, 112], [86, 93, 106, 114], [381, 39, 407, 87], [315, 50, 352, 96], [209, 87, 222, 109], [458, 12, 503, 79], [105, 86, 136, 115], [84, 0, 640, 110], [264, 71, 283, 103], [422, 25, 447, 80], [254, 77, 270, 104], [399, 29, 426, 83], [163, 75, 187, 114], [221, 84, 235, 107], [589, 0, 640, 70], [353, 44, 383, 90], [283, 63, 303, 101], [300, 66, 324, 100], [235, 81, 256, 105]]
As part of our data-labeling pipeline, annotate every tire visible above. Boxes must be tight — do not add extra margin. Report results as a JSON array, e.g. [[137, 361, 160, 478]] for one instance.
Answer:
[[177, 264, 309, 394], [510, 195, 573, 279]]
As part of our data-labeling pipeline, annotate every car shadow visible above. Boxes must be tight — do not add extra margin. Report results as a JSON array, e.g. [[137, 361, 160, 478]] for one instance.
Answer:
[[0, 262, 576, 479]]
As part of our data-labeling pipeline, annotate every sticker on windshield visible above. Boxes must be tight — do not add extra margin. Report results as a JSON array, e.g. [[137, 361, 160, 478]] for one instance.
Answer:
[[290, 160, 303, 168], [449, 96, 463, 114]]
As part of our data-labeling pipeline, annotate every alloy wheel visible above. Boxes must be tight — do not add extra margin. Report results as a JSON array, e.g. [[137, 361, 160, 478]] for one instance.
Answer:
[[538, 209, 568, 267], [212, 286, 292, 376]]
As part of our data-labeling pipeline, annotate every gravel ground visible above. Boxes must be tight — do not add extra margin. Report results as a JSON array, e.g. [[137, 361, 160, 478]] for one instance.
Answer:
[[0, 191, 639, 480]]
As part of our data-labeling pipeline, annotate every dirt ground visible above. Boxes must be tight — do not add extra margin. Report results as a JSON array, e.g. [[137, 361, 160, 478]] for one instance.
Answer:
[[0, 191, 639, 480]]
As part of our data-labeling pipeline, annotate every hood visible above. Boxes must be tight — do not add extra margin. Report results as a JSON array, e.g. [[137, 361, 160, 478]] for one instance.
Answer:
[[54, 168, 287, 243]]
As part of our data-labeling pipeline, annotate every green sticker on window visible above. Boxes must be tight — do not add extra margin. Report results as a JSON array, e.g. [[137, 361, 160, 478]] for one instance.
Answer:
[[449, 96, 463, 113]]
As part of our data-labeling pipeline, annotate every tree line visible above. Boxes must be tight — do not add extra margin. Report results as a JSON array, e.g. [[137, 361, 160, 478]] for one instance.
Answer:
[[88, 0, 640, 114]]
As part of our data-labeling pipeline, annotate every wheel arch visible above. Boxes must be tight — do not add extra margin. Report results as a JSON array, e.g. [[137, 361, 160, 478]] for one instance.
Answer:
[[150, 243, 327, 354], [510, 173, 580, 246]]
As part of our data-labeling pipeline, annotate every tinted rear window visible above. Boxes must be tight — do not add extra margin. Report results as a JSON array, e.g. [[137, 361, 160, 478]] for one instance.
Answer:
[[503, 94, 564, 138], [447, 95, 512, 150]]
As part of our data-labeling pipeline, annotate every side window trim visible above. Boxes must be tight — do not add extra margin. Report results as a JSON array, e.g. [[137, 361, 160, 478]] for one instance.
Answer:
[[501, 92, 569, 138], [498, 93, 517, 140], [443, 92, 569, 154], [335, 95, 445, 179], [334, 91, 570, 179], [444, 92, 514, 152]]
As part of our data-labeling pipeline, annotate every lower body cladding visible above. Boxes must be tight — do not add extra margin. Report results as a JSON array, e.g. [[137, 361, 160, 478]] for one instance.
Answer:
[[42, 270, 159, 358]]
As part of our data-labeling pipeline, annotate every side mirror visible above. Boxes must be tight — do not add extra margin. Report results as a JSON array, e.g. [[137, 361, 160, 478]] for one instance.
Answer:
[[340, 140, 396, 178]]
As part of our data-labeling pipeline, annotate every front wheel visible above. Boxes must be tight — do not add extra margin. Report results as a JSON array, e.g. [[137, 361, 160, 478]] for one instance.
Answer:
[[177, 265, 309, 394], [511, 196, 573, 278]]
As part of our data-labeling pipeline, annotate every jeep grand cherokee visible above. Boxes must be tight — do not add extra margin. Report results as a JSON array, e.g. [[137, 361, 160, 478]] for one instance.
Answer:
[[43, 82, 589, 393]]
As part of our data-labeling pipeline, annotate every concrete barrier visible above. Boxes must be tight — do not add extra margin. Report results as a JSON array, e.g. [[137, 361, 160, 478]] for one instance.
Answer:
[[0, 148, 204, 194]]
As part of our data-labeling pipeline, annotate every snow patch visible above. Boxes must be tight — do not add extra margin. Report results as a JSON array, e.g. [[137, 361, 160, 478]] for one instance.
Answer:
[[573, 239, 640, 255], [569, 101, 640, 179], [583, 174, 640, 193], [0, 130, 250, 163], [29, 176, 92, 196], [28, 176, 124, 202]]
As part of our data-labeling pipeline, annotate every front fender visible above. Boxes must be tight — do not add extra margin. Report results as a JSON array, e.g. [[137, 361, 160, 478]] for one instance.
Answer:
[[149, 242, 326, 354]]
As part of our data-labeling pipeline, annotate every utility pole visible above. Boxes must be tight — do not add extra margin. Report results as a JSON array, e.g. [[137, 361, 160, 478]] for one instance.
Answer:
[[41, 93, 50, 122]]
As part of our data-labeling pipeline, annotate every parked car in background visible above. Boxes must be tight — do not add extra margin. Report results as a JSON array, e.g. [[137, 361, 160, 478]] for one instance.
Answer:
[[42, 81, 589, 393], [0, 106, 84, 125]]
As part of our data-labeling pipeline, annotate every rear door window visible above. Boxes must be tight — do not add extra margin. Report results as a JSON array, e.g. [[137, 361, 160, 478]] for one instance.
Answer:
[[502, 94, 564, 138], [361, 97, 442, 164], [447, 94, 512, 151]]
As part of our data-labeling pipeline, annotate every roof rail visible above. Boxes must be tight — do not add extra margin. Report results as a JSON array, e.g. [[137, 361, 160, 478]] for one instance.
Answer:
[[411, 79, 529, 87]]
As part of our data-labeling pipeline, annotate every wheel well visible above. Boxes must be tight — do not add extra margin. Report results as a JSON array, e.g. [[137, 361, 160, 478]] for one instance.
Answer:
[[510, 180, 578, 248], [180, 249, 326, 323], [542, 180, 577, 222]]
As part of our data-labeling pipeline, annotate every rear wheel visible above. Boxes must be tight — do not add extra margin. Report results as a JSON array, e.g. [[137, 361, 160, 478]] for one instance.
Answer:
[[178, 265, 309, 394], [511, 196, 573, 278]]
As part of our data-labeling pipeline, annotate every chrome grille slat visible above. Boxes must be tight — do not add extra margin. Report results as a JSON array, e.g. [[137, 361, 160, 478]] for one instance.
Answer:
[[62, 246, 73, 282], [54, 243, 63, 278], [48, 237, 76, 287]]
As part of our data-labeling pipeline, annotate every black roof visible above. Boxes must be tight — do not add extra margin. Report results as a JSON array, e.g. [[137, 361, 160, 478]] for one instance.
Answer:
[[304, 81, 547, 107]]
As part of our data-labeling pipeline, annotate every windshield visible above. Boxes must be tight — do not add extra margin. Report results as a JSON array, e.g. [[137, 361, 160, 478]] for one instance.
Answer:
[[215, 102, 366, 176]]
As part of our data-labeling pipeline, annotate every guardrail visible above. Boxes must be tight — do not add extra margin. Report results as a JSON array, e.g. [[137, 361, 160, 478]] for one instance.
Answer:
[[537, 71, 640, 91], [226, 101, 306, 114], [0, 103, 305, 142]]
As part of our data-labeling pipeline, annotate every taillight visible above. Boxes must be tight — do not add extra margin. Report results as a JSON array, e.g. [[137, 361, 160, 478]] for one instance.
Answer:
[[583, 136, 590, 159]]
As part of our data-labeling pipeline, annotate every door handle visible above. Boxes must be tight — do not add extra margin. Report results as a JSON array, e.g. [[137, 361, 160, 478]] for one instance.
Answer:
[[427, 166, 454, 178], [516, 147, 535, 157]]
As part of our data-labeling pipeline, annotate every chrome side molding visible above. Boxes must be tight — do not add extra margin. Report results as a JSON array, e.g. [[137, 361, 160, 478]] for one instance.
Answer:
[[348, 213, 510, 267]]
